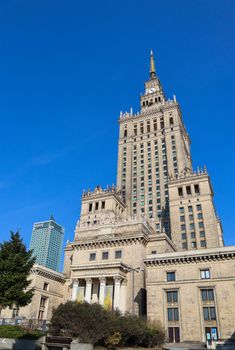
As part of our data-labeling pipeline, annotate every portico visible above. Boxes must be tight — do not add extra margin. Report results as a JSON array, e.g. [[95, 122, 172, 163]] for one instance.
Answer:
[[71, 275, 126, 312]]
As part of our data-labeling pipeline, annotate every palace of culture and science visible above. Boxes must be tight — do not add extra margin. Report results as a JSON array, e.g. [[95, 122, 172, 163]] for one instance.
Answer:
[[2, 52, 235, 345]]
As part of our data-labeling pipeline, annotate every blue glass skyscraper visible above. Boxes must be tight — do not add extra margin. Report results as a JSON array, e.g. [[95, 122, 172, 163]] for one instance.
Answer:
[[30, 215, 64, 272]]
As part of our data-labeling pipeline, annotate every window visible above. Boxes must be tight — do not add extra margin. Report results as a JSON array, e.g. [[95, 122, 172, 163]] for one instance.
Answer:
[[102, 251, 109, 260], [198, 213, 203, 219], [95, 202, 99, 210], [201, 269, 210, 279], [201, 240, 207, 248], [153, 119, 157, 131], [89, 253, 96, 261], [167, 272, 176, 282], [199, 222, 204, 228], [151, 250, 157, 254], [179, 207, 184, 213], [182, 242, 187, 249], [169, 117, 174, 125], [201, 289, 214, 302], [181, 233, 186, 240], [203, 307, 216, 321], [190, 223, 195, 230], [200, 231, 205, 238], [147, 121, 151, 133], [180, 216, 185, 222], [89, 203, 92, 212], [43, 283, 49, 291], [140, 123, 144, 134], [101, 201, 105, 209], [160, 118, 164, 129], [189, 214, 194, 221], [178, 187, 183, 197], [188, 206, 193, 212], [167, 291, 178, 303], [196, 204, 202, 211], [186, 186, 191, 195], [40, 297, 47, 308], [134, 124, 137, 135], [168, 308, 179, 321], [190, 232, 195, 239], [191, 241, 197, 248], [194, 184, 200, 194], [181, 224, 186, 231]]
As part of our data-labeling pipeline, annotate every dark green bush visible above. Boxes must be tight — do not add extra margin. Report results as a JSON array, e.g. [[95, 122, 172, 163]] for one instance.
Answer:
[[50, 301, 114, 345], [50, 302, 165, 347], [0, 325, 44, 339]]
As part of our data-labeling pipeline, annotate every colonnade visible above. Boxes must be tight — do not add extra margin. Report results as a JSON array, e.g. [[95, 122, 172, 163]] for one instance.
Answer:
[[71, 276, 125, 311]]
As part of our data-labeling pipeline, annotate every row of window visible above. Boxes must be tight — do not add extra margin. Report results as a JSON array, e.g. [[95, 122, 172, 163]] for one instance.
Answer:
[[178, 184, 200, 197], [123, 115, 174, 138], [166, 268, 211, 282], [179, 204, 202, 213], [89, 250, 122, 261], [88, 201, 106, 212], [166, 289, 216, 322]]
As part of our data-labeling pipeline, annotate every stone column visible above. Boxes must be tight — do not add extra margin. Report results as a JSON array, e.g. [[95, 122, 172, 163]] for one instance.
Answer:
[[71, 279, 79, 301], [99, 277, 106, 305], [120, 279, 127, 313], [113, 277, 122, 310], [85, 278, 92, 303]]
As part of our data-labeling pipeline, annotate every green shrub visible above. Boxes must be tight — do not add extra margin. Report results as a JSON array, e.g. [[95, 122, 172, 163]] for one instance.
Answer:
[[141, 322, 165, 348], [115, 314, 147, 346], [50, 301, 114, 345], [50, 302, 165, 347], [0, 325, 44, 339]]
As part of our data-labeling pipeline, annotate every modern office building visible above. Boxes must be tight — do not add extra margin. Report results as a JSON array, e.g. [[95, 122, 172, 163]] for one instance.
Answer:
[[30, 215, 64, 272], [63, 52, 235, 345]]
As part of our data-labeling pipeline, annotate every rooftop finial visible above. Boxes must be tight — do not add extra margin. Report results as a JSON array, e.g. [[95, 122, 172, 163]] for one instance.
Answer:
[[49, 214, 55, 221], [150, 49, 156, 79]]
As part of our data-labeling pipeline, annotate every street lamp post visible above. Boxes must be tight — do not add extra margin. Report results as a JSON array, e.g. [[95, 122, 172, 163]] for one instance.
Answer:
[[126, 266, 143, 315]]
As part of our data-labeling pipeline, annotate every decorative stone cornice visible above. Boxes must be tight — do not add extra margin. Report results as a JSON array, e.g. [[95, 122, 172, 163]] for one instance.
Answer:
[[71, 262, 130, 279], [118, 100, 179, 124], [144, 247, 235, 267], [70, 233, 149, 250], [168, 167, 208, 183], [31, 264, 66, 283]]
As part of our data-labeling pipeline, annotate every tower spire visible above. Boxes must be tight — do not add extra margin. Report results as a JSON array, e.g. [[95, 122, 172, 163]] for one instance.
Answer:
[[150, 49, 156, 79]]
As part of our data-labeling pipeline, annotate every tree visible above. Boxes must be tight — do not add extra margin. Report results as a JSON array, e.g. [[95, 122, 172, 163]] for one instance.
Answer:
[[0, 231, 36, 314]]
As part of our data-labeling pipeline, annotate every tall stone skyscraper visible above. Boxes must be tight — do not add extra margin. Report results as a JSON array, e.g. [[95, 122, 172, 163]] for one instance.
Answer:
[[30, 215, 64, 272], [117, 51, 223, 250], [4, 51, 234, 345], [61, 51, 234, 344]]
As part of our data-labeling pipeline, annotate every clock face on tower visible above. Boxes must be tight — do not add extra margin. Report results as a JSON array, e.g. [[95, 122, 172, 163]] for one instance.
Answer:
[[146, 87, 156, 94]]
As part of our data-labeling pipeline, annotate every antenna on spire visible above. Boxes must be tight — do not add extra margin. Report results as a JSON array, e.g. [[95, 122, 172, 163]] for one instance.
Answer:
[[49, 214, 55, 221], [150, 49, 156, 79]]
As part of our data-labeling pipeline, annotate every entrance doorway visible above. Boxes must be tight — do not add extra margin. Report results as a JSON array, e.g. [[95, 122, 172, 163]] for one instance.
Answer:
[[168, 327, 180, 342]]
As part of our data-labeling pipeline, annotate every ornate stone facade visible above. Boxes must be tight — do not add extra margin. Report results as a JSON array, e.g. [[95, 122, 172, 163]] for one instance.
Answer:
[[63, 52, 235, 344]]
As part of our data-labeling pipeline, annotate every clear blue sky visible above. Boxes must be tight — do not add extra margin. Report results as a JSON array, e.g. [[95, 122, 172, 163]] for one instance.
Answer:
[[0, 0, 234, 260]]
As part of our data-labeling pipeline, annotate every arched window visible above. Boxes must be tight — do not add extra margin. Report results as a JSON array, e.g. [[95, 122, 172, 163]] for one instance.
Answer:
[[170, 117, 174, 125]]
